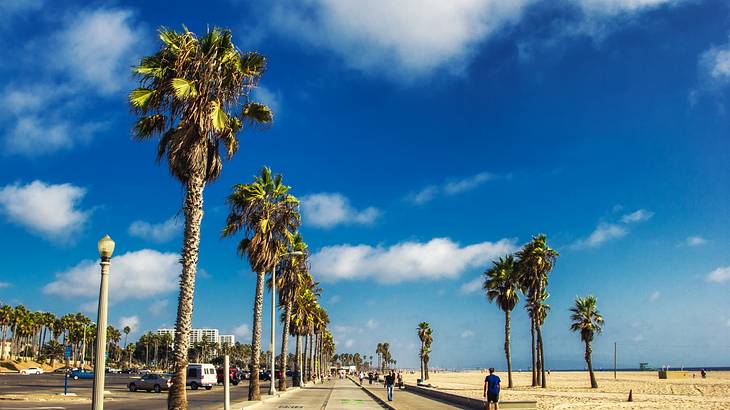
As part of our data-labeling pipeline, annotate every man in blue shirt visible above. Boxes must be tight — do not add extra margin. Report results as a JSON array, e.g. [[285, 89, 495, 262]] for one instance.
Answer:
[[483, 368, 501, 409]]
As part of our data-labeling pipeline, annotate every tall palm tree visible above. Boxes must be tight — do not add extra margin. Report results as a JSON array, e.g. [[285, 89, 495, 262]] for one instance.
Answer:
[[484, 255, 520, 388], [123, 327, 131, 349], [223, 166, 300, 400], [570, 295, 604, 388], [417, 322, 430, 381], [516, 234, 558, 388], [270, 233, 308, 390], [376, 343, 383, 371], [130, 25, 272, 410], [290, 281, 316, 386]]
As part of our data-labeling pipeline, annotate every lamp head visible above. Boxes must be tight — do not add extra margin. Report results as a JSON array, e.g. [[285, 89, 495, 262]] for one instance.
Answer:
[[98, 234, 115, 260]]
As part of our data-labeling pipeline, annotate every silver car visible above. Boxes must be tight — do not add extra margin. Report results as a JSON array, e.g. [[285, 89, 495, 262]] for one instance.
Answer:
[[128, 373, 172, 393]]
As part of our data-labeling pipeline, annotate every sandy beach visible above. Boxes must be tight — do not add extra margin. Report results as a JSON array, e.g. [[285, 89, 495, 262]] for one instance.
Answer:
[[401, 370, 730, 409]]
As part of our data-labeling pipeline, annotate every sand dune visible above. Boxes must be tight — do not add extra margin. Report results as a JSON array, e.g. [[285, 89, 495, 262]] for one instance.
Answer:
[[401, 370, 730, 409]]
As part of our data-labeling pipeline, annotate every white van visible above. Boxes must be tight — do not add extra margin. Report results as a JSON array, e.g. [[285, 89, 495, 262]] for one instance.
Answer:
[[186, 363, 216, 390]]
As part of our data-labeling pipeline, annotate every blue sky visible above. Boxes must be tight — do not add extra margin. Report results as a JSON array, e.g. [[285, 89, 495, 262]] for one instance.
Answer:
[[0, 0, 729, 370]]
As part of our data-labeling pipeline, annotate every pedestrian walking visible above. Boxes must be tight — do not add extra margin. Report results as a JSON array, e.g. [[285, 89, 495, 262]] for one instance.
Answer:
[[483, 367, 501, 410], [397, 372, 403, 389], [359, 371, 364, 385], [385, 370, 396, 401]]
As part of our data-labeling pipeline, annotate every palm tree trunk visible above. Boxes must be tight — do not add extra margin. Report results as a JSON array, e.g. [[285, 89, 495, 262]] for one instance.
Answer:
[[168, 175, 205, 410], [419, 341, 424, 381], [279, 302, 292, 391], [308, 333, 314, 382], [505, 309, 513, 388], [295, 335, 302, 387], [248, 271, 265, 401], [537, 325, 547, 389], [530, 316, 537, 387], [585, 341, 597, 388], [303, 335, 308, 383], [1, 326, 7, 361]]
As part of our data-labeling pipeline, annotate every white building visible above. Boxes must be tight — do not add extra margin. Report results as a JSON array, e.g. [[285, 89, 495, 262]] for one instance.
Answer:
[[219, 335, 235, 345], [156, 328, 221, 345]]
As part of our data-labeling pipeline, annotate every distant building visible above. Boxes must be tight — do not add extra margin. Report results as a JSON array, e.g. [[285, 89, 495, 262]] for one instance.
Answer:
[[219, 335, 235, 345], [156, 328, 222, 345]]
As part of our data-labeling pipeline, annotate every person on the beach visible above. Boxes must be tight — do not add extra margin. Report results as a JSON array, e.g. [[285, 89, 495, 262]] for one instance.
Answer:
[[397, 372, 403, 389], [483, 367, 501, 410], [385, 370, 396, 401], [359, 371, 364, 385], [368, 371, 373, 384]]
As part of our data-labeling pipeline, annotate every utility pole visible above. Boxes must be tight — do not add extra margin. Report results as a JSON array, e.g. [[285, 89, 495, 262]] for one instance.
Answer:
[[614, 342, 617, 380]]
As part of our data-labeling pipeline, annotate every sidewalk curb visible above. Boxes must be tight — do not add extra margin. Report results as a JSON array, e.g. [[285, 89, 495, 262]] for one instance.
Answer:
[[347, 376, 396, 410]]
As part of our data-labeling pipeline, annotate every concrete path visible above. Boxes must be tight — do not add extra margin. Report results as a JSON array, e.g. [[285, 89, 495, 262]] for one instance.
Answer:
[[254, 379, 384, 410], [359, 381, 466, 410]]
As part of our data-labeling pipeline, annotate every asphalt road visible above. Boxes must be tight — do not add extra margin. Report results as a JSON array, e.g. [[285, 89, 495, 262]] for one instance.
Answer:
[[0, 373, 290, 409]]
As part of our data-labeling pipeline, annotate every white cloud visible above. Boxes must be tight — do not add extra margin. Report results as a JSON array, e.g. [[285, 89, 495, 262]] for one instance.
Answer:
[[310, 237, 516, 283], [0, 282, 10, 289], [572, 208, 652, 249], [54, 9, 144, 95], [0, 181, 90, 240], [572, 223, 627, 249], [252, 85, 282, 116], [684, 236, 708, 247], [706, 266, 730, 283], [460, 276, 483, 295], [726, 319, 730, 328], [408, 172, 496, 205], [328, 295, 342, 304], [43, 249, 181, 301], [443, 172, 495, 195], [461, 330, 475, 338], [232, 323, 250, 338], [128, 216, 181, 243], [1, 8, 142, 156], [1, 84, 105, 156], [366, 319, 378, 330], [649, 291, 660, 302], [574, 0, 679, 16], [118, 316, 140, 334], [697, 36, 730, 94], [344, 339, 355, 348], [621, 209, 653, 223], [266, 0, 531, 79], [300, 193, 380, 228]]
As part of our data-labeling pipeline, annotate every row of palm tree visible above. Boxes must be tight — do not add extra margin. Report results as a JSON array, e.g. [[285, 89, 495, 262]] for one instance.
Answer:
[[0, 304, 132, 369], [375, 342, 395, 372], [482, 234, 606, 388], [130, 25, 339, 408]]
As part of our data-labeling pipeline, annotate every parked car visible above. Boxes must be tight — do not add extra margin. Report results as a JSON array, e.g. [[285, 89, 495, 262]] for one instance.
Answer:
[[216, 367, 240, 385], [19, 367, 44, 375], [128, 373, 173, 393], [186, 363, 216, 390], [106, 367, 121, 373], [70, 369, 94, 380], [239, 370, 251, 380], [259, 370, 271, 381]]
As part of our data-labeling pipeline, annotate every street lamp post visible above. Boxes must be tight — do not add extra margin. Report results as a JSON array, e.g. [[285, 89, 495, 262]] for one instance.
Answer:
[[92, 235, 115, 410], [269, 251, 304, 396]]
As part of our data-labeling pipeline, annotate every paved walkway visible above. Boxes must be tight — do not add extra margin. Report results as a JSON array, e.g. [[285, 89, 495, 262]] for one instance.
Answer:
[[359, 381, 466, 410], [254, 379, 385, 410]]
